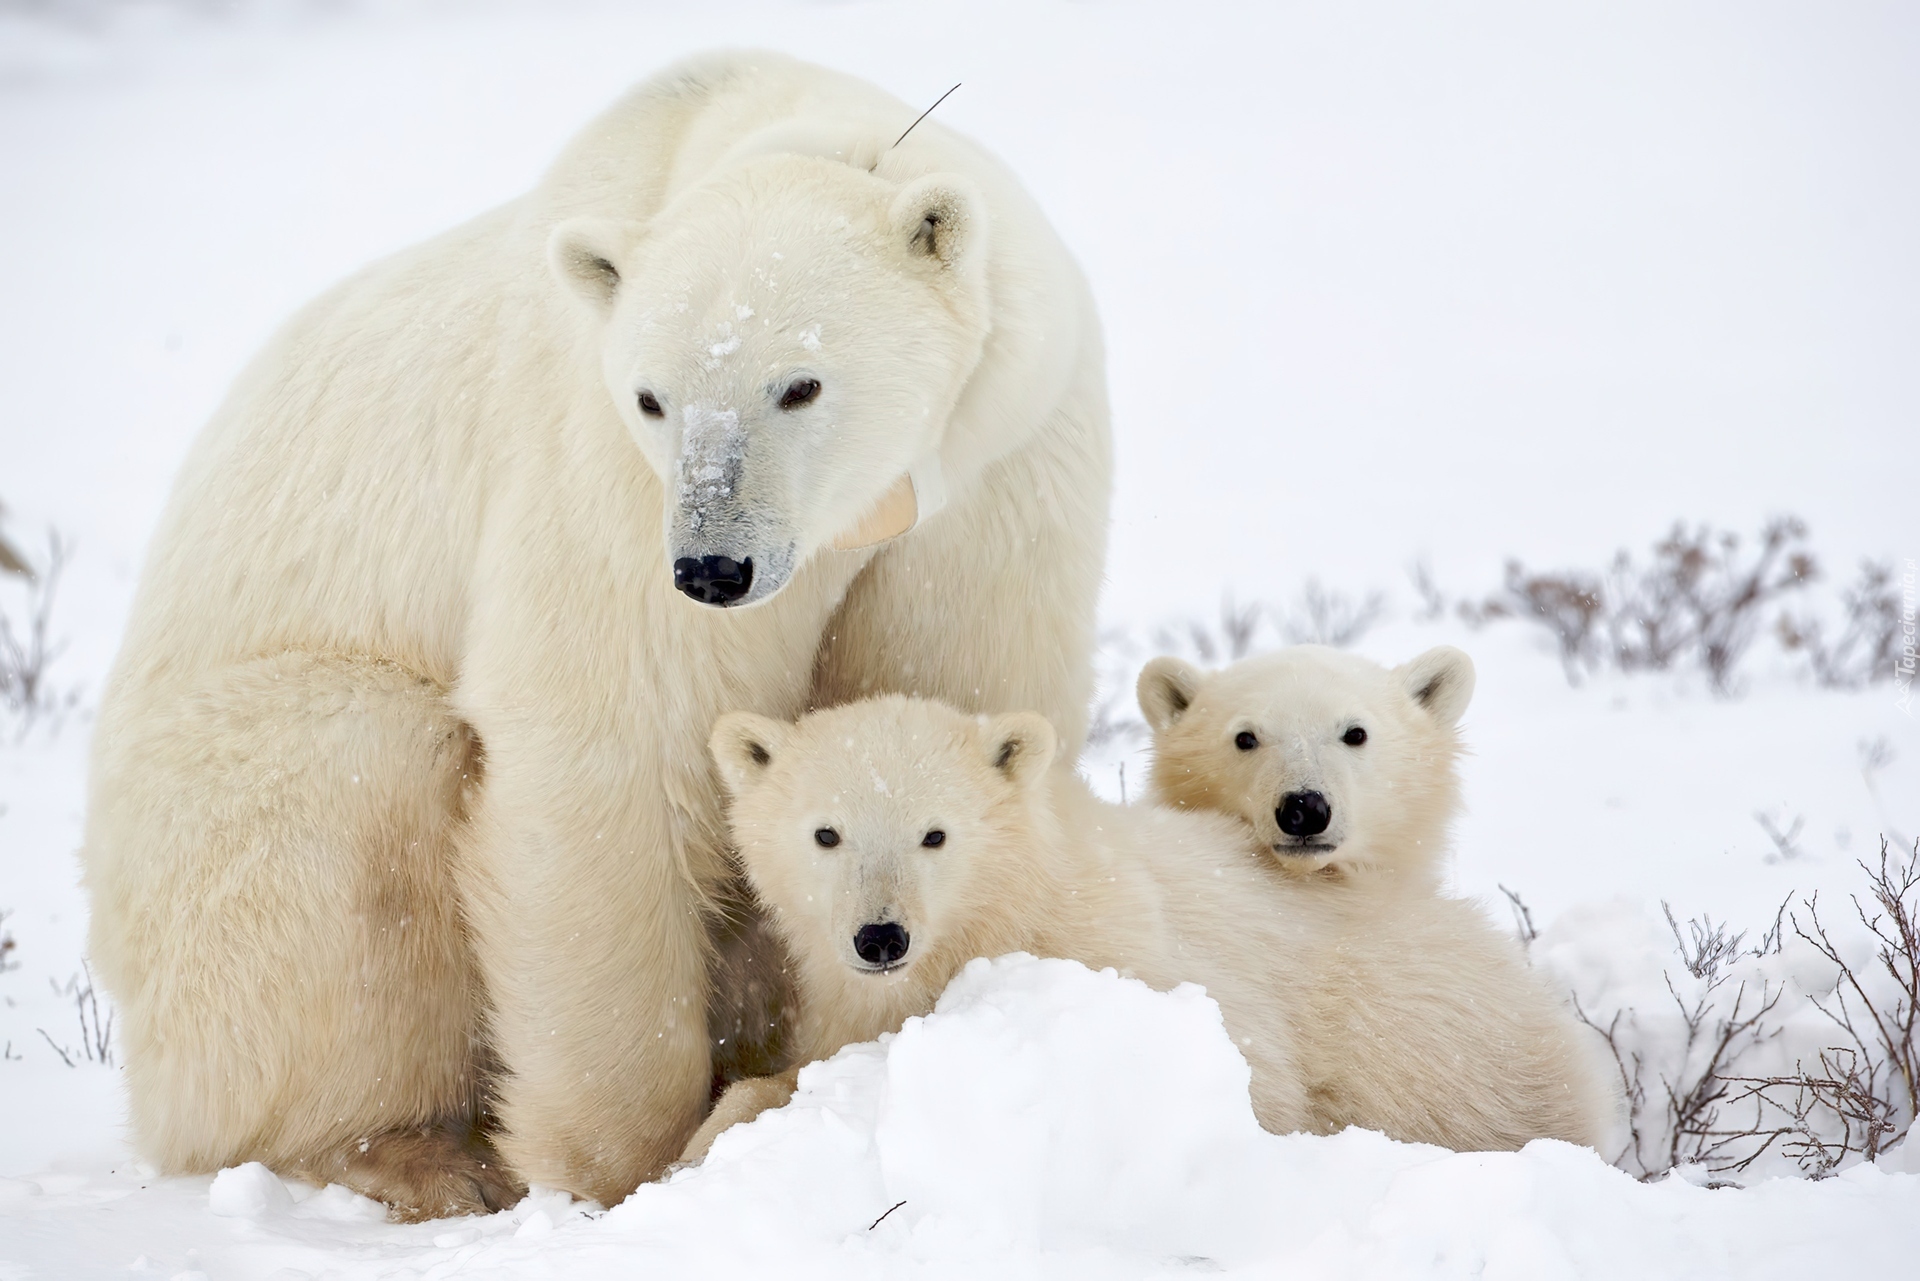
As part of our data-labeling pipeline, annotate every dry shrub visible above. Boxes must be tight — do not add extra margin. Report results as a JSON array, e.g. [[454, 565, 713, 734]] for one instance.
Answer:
[[1469, 517, 1818, 693], [37, 962, 114, 1069], [1276, 580, 1387, 648], [0, 516, 72, 728], [1574, 905, 1786, 1181], [1569, 839, 1919, 1181], [1777, 559, 1910, 690]]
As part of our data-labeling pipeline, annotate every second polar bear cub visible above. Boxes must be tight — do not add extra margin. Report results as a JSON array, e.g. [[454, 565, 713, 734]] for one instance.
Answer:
[[1138, 644, 1476, 890], [682, 694, 1614, 1163]]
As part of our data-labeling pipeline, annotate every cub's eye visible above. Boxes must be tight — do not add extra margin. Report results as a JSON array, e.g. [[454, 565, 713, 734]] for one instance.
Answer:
[[637, 390, 664, 418], [814, 827, 841, 848], [778, 378, 821, 409], [1342, 726, 1368, 747], [1234, 731, 1258, 751], [921, 829, 945, 848]]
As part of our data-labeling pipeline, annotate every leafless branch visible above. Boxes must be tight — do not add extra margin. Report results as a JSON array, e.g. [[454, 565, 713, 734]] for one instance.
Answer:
[[1497, 884, 1537, 953]]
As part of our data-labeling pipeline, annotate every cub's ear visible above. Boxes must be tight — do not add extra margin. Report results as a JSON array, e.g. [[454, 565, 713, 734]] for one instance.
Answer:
[[548, 217, 641, 311], [1397, 646, 1476, 727], [1136, 656, 1204, 734], [982, 711, 1056, 788], [710, 712, 789, 794], [889, 174, 986, 278]]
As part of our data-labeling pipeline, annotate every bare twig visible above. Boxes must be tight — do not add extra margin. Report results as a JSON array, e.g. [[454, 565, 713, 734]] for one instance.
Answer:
[[1407, 560, 1448, 623], [76, 961, 113, 1065], [1662, 902, 1747, 982], [1279, 580, 1386, 649], [1755, 811, 1808, 863], [36, 1028, 75, 1068], [1498, 885, 1537, 952], [0, 527, 73, 727]]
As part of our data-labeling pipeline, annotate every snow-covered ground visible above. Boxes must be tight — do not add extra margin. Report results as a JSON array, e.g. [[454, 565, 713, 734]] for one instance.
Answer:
[[2, 2, 1917, 1277]]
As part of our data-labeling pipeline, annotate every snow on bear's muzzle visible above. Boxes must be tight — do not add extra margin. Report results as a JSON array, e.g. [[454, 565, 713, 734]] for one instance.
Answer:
[[668, 404, 797, 608], [668, 401, 948, 608]]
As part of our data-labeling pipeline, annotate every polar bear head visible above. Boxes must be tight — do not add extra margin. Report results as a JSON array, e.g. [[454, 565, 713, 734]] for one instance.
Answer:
[[550, 155, 990, 608], [1136, 645, 1475, 887], [709, 697, 1054, 1018]]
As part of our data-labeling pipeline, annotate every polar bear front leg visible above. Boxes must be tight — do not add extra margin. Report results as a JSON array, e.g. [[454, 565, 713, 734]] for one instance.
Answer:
[[456, 730, 717, 1205], [675, 1070, 801, 1167]]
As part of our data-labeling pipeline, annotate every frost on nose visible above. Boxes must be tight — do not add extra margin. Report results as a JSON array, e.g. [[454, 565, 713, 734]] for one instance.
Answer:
[[676, 404, 744, 534]]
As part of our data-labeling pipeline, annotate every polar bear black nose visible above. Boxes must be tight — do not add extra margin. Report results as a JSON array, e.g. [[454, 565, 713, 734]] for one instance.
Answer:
[[673, 555, 754, 606], [854, 922, 910, 967], [1276, 791, 1332, 838]]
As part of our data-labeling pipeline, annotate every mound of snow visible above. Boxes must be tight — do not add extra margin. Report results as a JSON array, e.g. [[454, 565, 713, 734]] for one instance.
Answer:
[[563, 955, 1918, 1280], [207, 1162, 293, 1218], [3, 950, 1917, 1276], [626, 954, 1288, 1268]]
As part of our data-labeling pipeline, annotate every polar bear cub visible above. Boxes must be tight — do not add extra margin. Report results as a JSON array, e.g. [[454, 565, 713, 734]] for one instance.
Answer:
[[683, 695, 1614, 1163], [1138, 644, 1476, 891]]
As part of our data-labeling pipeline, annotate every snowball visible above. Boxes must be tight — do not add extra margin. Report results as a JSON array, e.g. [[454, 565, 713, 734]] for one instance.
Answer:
[[207, 1162, 294, 1218]]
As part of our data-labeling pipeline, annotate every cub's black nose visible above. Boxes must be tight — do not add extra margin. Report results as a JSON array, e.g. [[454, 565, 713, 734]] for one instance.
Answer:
[[673, 555, 753, 606], [1276, 790, 1332, 838], [854, 922, 910, 967]]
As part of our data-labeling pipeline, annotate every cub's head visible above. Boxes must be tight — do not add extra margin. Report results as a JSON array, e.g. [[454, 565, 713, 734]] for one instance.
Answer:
[[709, 697, 1054, 993], [1137, 645, 1475, 886], [551, 153, 990, 608]]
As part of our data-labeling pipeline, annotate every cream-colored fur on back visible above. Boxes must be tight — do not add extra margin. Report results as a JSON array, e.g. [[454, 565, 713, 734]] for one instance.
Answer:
[[1138, 645, 1476, 891], [687, 697, 1615, 1163], [84, 51, 1109, 1214]]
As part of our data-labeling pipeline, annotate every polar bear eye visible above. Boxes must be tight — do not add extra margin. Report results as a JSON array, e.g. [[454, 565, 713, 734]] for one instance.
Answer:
[[814, 827, 841, 848], [1342, 726, 1368, 747], [778, 378, 821, 409], [921, 830, 945, 848], [1234, 731, 1258, 751], [637, 390, 664, 418]]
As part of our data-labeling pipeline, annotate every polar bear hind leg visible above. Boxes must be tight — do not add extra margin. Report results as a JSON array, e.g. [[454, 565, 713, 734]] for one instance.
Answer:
[[85, 652, 508, 1220]]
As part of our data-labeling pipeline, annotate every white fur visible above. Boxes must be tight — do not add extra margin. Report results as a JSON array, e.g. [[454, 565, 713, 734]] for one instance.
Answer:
[[83, 51, 1110, 1213], [688, 697, 1617, 1163], [1139, 644, 1477, 889]]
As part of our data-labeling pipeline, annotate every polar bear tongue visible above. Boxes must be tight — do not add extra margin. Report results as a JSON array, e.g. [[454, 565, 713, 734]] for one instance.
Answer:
[[831, 452, 947, 551]]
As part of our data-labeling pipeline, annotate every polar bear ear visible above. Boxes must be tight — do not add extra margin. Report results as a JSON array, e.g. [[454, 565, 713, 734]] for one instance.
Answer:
[[889, 174, 986, 278], [1137, 657, 1204, 734], [710, 712, 789, 794], [982, 711, 1056, 788], [1397, 646, 1477, 727], [548, 217, 641, 312]]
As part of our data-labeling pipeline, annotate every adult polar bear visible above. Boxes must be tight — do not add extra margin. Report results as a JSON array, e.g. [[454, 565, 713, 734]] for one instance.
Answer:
[[83, 51, 1109, 1217]]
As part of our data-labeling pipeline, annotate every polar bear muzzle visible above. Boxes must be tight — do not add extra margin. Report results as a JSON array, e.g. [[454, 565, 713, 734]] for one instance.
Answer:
[[1275, 789, 1336, 851], [852, 921, 911, 970], [673, 554, 754, 607]]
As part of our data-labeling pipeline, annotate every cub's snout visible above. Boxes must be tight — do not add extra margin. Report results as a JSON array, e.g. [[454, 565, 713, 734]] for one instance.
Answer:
[[1275, 789, 1333, 843], [852, 921, 910, 970]]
